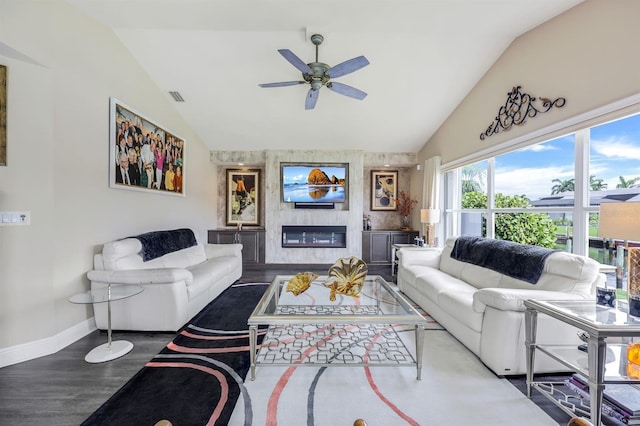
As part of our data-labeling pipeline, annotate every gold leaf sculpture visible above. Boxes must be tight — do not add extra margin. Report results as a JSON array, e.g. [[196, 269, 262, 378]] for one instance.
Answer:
[[286, 272, 318, 296], [324, 256, 368, 300]]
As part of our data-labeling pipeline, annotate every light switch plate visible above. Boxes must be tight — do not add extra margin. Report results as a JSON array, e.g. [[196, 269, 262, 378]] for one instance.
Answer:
[[0, 211, 30, 226]]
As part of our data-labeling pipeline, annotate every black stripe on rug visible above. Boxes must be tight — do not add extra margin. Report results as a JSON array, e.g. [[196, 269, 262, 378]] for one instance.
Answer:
[[82, 282, 269, 426]]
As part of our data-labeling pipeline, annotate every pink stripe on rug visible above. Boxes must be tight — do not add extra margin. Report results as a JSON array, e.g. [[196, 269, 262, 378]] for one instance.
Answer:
[[166, 341, 251, 353], [364, 366, 420, 426], [145, 361, 229, 426], [363, 326, 420, 426], [180, 330, 252, 340], [266, 324, 358, 426]]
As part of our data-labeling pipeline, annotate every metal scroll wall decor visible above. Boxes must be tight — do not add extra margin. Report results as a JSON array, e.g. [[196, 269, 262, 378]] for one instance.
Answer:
[[480, 85, 566, 140]]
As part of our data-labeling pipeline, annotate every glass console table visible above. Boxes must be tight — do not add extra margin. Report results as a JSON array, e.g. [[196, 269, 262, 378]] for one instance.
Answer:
[[524, 299, 640, 425], [69, 284, 143, 363]]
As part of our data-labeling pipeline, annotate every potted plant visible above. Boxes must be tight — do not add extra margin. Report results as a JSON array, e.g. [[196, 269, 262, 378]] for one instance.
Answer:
[[396, 191, 417, 230]]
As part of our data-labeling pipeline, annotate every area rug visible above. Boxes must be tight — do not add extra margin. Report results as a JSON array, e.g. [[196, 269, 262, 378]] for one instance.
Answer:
[[82, 282, 270, 425], [82, 282, 561, 426]]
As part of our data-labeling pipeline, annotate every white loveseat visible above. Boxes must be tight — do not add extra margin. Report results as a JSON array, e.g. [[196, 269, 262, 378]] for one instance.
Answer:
[[87, 228, 242, 332], [397, 236, 604, 375]]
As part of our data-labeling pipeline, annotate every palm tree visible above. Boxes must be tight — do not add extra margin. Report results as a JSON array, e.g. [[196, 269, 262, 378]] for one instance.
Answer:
[[461, 165, 486, 194], [589, 175, 607, 191], [616, 176, 640, 188], [551, 178, 574, 194]]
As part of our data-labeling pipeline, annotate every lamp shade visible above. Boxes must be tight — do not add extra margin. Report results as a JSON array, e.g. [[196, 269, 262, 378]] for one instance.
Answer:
[[598, 202, 640, 242], [420, 208, 440, 224]]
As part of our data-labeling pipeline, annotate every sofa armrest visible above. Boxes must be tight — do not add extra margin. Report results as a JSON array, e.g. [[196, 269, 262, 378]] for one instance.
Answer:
[[472, 288, 590, 313], [87, 268, 193, 285], [397, 248, 441, 269], [204, 243, 242, 259]]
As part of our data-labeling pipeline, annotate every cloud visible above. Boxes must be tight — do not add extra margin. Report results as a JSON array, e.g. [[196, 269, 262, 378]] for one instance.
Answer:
[[495, 164, 573, 201], [518, 143, 559, 152], [591, 137, 640, 160]]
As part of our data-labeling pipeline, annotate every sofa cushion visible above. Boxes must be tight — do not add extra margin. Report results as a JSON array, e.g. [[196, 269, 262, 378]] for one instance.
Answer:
[[144, 244, 207, 269], [185, 256, 237, 300], [102, 238, 144, 270], [399, 265, 435, 290], [416, 270, 472, 304], [103, 241, 207, 271], [437, 288, 484, 332], [438, 243, 463, 280], [473, 287, 591, 313], [497, 251, 599, 294], [439, 246, 503, 290]]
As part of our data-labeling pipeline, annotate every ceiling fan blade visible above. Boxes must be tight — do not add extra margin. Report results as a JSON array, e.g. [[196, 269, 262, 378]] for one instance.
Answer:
[[305, 88, 319, 110], [327, 55, 370, 79], [327, 82, 368, 100], [278, 49, 313, 74], [259, 81, 306, 88]]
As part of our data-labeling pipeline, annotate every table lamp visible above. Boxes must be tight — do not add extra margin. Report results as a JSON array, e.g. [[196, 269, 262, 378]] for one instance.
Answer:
[[598, 201, 640, 316], [420, 208, 440, 247]]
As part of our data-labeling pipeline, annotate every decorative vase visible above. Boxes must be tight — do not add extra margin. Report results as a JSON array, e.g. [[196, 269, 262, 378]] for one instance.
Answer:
[[401, 215, 410, 229]]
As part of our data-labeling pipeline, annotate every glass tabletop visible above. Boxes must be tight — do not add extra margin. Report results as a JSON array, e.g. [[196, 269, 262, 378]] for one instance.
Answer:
[[525, 300, 640, 331], [249, 274, 425, 325], [69, 284, 144, 304]]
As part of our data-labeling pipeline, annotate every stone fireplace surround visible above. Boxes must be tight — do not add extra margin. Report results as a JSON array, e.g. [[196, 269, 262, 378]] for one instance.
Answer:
[[212, 150, 418, 264]]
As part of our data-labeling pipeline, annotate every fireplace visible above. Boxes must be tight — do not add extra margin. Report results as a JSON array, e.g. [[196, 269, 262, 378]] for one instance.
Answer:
[[282, 225, 347, 248]]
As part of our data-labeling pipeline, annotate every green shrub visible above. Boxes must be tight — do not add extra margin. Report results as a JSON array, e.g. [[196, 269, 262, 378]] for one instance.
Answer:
[[461, 192, 557, 248]]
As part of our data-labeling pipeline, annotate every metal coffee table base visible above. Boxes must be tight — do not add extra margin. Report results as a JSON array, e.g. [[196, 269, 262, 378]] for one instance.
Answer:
[[249, 323, 424, 381]]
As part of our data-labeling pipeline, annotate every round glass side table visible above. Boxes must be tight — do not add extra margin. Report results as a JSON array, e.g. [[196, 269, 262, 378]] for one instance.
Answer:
[[69, 284, 143, 363]]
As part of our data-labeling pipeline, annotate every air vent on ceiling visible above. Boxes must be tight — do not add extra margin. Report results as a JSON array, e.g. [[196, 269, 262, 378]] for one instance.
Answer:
[[169, 91, 185, 102]]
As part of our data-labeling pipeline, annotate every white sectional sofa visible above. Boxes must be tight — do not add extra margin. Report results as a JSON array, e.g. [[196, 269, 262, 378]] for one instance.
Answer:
[[397, 236, 604, 376], [87, 228, 242, 332]]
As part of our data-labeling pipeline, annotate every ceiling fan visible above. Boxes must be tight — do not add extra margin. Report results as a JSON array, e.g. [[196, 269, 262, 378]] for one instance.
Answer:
[[259, 34, 370, 110]]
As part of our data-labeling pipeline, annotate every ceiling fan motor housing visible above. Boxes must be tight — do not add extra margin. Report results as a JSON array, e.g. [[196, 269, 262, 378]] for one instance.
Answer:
[[305, 62, 330, 90]]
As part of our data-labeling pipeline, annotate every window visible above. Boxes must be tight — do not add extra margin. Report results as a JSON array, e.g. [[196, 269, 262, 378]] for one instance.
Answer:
[[495, 136, 575, 204], [442, 111, 640, 267]]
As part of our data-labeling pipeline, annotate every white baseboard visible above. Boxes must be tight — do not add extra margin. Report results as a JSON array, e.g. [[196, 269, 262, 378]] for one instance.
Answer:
[[0, 318, 97, 368]]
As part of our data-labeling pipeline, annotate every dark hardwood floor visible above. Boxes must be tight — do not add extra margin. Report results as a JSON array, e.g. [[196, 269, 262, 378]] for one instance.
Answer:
[[0, 264, 395, 426]]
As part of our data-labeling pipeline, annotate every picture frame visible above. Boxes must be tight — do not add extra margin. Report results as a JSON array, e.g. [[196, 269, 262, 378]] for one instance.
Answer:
[[371, 170, 398, 211], [226, 169, 260, 226], [0, 65, 6, 166], [109, 97, 185, 196]]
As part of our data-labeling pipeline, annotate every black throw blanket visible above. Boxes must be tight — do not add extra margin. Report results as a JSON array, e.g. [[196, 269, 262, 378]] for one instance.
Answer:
[[451, 236, 555, 284], [133, 228, 197, 261]]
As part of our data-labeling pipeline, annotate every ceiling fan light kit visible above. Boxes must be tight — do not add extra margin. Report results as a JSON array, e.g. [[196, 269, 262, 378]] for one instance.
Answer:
[[259, 34, 369, 110]]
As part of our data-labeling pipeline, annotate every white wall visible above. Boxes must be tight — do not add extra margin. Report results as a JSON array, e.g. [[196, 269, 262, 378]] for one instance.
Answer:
[[0, 0, 216, 364], [211, 150, 420, 262], [418, 0, 640, 167]]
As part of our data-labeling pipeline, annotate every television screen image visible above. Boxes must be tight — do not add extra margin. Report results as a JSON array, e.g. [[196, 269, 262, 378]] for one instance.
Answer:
[[281, 164, 347, 203]]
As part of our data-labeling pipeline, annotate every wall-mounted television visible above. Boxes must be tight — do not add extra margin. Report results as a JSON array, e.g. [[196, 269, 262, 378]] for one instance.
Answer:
[[281, 163, 348, 204]]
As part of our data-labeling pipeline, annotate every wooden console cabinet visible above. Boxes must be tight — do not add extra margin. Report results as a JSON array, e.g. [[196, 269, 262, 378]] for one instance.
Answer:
[[208, 229, 265, 264], [362, 230, 419, 264]]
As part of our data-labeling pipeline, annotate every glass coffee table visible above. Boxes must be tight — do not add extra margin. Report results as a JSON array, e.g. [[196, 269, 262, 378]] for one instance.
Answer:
[[248, 274, 427, 381]]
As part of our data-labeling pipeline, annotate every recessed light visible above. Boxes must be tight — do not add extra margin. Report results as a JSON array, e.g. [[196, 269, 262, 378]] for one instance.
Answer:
[[384, 164, 390, 167], [238, 163, 244, 166]]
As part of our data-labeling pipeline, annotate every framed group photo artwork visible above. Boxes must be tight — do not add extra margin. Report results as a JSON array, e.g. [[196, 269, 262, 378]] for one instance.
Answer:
[[226, 169, 260, 226], [371, 170, 398, 211], [109, 98, 185, 196]]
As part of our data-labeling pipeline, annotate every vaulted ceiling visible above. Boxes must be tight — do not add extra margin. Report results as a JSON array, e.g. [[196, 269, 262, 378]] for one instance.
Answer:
[[66, 0, 582, 153]]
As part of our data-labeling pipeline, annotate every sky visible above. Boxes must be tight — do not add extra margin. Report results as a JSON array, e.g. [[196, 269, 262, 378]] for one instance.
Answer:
[[281, 165, 346, 185], [492, 113, 640, 201]]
